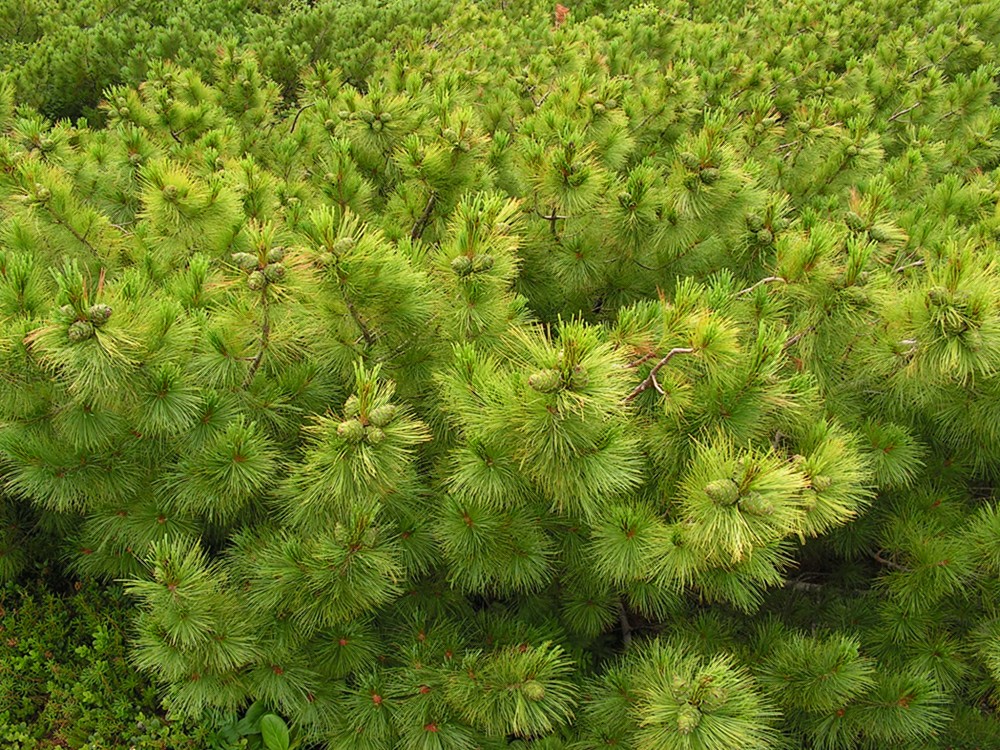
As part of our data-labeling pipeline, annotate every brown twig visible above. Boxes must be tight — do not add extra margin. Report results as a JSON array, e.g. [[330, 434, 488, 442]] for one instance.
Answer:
[[737, 276, 786, 296], [411, 190, 438, 242], [887, 101, 922, 123], [623, 347, 695, 402], [893, 259, 925, 273], [43, 205, 98, 255], [873, 551, 910, 572], [344, 295, 375, 347], [618, 602, 633, 647], [782, 326, 815, 351], [244, 288, 271, 385], [289, 102, 316, 133]]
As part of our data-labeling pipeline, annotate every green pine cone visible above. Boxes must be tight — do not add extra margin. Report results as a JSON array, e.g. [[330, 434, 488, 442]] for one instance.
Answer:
[[451, 255, 474, 277], [746, 213, 765, 232], [844, 211, 866, 230], [368, 404, 398, 428], [267, 246, 285, 263], [343, 395, 361, 418], [567, 365, 590, 390], [232, 252, 258, 270], [704, 479, 740, 505], [472, 254, 495, 273], [738, 491, 774, 516], [811, 475, 833, 492], [67, 320, 95, 342], [699, 167, 721, 184], [365, 426, 386, 444], [87, 304, 112, 326], [756, 228, 774, 245], [522, 680, 546, 701], [247, 271, 266, 291], [264, 263, 286, 283], [680, 152, 700, 170], [868, 225, 893, 242], [333, 237, 357, 254], [676, 703, 702, 735], [528, 369, 563, 393], [337, 419, 365, 444]]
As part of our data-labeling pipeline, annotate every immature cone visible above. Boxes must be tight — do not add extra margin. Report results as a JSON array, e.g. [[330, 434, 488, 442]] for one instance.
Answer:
[[264, 263, 286, 283], [746, 213, 765, 232], [521, 680, 545, 701], [247, 271, 266, 291], [704, 479, 740, 505], [868, 225, 893, 242], [676, 703, 702, 735], [567, 365, 590, 390], [368, 404, 398, 428], [756, 228, 774, 245], [333, 237, 357, 254], [811, 474, 833, 492], [87, 304, 113, 327], [337, 419, 365, 444], [528, 369, 562, 393], [699, 167, 721, 184], [738, 491, 774, 516], [365, 426, 386, 445], [68, 320, 95, 342], [267, 246, 285, 263], [451, 256, 474, 277], [343, 395, 361, 418], [472, 254, 495, 273], [232, 252, 258, 270], [680, 152, 700, 170]]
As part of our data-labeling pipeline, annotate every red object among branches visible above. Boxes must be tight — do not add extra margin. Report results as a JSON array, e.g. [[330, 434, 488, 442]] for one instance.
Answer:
[[555, 4, 569, 27]]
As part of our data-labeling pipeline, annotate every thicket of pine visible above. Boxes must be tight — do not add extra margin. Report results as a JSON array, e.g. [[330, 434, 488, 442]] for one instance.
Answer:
[[2, 0, 1000, 747]]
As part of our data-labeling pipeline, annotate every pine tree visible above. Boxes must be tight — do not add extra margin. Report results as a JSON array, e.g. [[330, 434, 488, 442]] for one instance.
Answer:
[[1, 0, 1000, 748]]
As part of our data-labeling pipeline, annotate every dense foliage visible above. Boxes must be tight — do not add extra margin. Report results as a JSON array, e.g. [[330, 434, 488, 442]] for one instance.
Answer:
[[2, 0, 1000, 747], [0, 573, 229, 749]]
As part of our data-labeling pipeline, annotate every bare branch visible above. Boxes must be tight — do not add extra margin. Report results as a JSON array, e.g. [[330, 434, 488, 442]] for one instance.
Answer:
[[893, 259, 924, 273], [623, 347, 695, 403], [737, 276, 786, 296], [289, 102, 316, 133], [874, 551, 910, 572], [411, 190, 438, 242], [782, 326, 815, 351], [618, 602, 633, 647], [887, 101, 921, 123]]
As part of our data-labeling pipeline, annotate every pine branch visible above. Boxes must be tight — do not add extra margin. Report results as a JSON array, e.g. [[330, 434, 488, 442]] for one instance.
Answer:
[[782, 326, 815, 351], [623, 347, 695, 402], [893, 259, 925, 273], [289, 102, 316, 133], [243, 287, 271, 386], [42, 204, 98, 255], [873, 550, 911, 572], [887, 101, 922, 123], [737, 276, 785, 296], [618, 602, 633, 647], [411, 190, 438, 241], [344, 295, 375, 347]]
